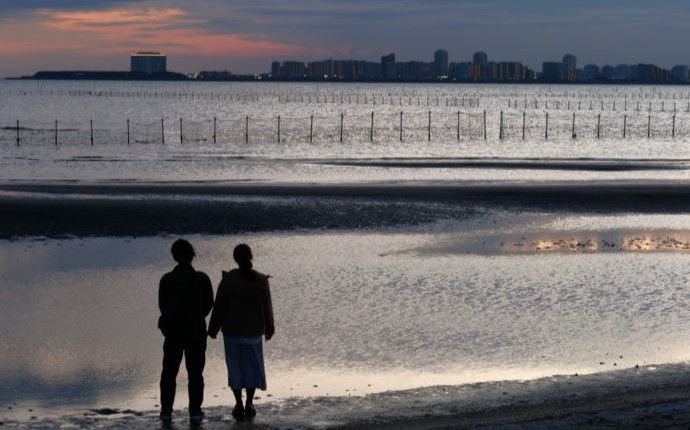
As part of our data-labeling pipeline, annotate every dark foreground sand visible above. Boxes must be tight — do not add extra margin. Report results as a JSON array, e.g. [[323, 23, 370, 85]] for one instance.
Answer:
[[5, 380, 690, 429]]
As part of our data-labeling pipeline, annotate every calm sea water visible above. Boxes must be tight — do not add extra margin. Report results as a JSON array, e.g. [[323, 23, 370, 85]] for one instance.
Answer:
[[2, 81, 690, 422]]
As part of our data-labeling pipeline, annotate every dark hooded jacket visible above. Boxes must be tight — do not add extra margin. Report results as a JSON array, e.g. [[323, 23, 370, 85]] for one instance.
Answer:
[[158, 264, 214, 339], [208, 268, 275, 338]]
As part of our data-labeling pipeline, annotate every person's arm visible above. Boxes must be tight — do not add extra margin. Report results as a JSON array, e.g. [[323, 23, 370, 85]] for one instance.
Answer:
[[158, 275, 167, 314], [264, 277, 275, 340], [207, 279, 227, 339], [200, 273, 214, 317]]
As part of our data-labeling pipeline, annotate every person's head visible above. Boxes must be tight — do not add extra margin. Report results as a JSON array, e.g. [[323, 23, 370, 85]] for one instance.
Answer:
[[171, 239, 195, 264], [233, 243, 253, 270]]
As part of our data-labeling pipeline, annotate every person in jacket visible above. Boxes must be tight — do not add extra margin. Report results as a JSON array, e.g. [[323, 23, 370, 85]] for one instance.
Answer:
[[208, 243, 275, 422], [158, 239, 214, 424]]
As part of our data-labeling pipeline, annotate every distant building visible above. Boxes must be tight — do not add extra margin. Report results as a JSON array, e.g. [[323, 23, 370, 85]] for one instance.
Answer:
[[495, 62, 530, 81], [581, 64, 600, 81], [472, 51, 488, 80], [381, 53, 396, 79], [541, 62, 561, 81], [308, 59, 333, 79], [638, 64, 671, 83], [672, 65, 689, 82], [131, 52, 166, 74], [563, 54, 577, 81], [271, 61, 281, 77], [434, 49, 449, 76], [281, 61, 306, 78]]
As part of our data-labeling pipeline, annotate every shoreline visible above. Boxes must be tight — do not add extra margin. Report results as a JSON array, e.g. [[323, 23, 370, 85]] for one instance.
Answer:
[[4, 363, 690, 429]]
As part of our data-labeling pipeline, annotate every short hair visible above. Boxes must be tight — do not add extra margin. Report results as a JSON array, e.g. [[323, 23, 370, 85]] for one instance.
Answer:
[[233, 243, 252, 262], [171, 239, 195, 263]]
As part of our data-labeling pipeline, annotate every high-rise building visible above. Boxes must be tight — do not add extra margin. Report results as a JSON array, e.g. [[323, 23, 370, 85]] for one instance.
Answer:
[[473, 51, 488, 68], [381, 53, 396, 79], [472, 51, 488, 80], [434, 49, 449, 76], [271, 61, 281, 77], [563, 54, 577, 81], [307, 59, 333, 79], [282, 61, 306, 78], [131, 52, 166, 74]]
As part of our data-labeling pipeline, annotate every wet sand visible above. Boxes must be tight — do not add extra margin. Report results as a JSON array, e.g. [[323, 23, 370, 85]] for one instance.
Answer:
[[3, 180, 690, 428], [4, 370, 690, 429], [3, 180, 690, 239]]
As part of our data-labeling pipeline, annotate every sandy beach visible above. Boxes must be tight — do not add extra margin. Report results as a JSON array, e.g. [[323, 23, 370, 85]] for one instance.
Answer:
[[4, 365, 690, 429]]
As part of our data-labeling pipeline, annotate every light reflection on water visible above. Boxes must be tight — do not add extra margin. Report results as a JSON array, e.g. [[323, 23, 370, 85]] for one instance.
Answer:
[[1, 221, 690, 418]]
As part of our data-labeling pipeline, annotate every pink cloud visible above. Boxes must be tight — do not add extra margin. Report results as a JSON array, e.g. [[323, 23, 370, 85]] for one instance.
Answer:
[[28, 7, 327, 58]]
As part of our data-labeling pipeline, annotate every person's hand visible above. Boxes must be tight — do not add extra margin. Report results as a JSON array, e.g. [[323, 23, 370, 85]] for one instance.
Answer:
[[265, 328, 274, 341]]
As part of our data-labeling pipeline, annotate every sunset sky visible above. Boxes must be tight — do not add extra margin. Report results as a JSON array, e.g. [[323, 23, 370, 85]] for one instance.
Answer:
[[1, 0, 689, 77]]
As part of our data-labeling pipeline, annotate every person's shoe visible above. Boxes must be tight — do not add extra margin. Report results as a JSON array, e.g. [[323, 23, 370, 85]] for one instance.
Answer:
[[159, 411, 172, 424], [232, 404, 245, 422], [245, 404, 256, 420], [189, 410, 204, 424]]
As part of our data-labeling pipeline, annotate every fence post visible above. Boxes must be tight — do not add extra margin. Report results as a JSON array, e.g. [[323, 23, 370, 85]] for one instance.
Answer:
[[90, 119, 94, 146], [647, 114, 651, 138], [16, 120, 19, 146], [179, 118, 183, 144], [309, 114, 313, 143], [400, 111, 403, 142], [499, 110, 503, 140], [672, 114, 676, 138], [213, 117, 217, 143], [245, 116, 249, 144], [161, 118, 165, 144], [457, 111, 460, 141], [428, 110, 431, 141], [55, 120, 58, 146], [571, 112, 576, 139], [483, 110, 487, 141], [278, 115, 281, 143], [127, 119, 131, 144], [340, 113, 343, 142], [370, 111, 374, 142], [623, 114, 627, 138], [522, 111, 526, 140], [544, 112, 549, 140], [597, 114, 601, 139]]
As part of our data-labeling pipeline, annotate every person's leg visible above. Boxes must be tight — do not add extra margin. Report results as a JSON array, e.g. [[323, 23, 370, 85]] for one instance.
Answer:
[[245, 388, 256, 407], [184, 336, 207, 417], [244, 388, 257, 419], [231, 389, 245, 420], [160, 337, 184, 417]]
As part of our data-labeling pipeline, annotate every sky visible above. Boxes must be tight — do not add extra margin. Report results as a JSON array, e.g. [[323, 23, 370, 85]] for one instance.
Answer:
[[1, 0, 689, 77]]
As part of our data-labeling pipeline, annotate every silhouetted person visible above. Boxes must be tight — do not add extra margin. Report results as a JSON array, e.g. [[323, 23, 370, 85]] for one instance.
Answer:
[[208, 244, 275, 422], [158, 239, 213, 424]]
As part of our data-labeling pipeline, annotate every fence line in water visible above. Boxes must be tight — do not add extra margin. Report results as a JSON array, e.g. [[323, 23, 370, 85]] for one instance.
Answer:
[[1, 110, 688, 146], [8, 87, 690, 111]]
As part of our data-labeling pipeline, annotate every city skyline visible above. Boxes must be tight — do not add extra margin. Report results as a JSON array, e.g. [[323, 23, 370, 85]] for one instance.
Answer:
[[2, 1, 690, 78]]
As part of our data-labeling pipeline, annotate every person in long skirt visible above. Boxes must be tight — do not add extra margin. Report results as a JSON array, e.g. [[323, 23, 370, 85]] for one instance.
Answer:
[[208, 244, 275, 421]]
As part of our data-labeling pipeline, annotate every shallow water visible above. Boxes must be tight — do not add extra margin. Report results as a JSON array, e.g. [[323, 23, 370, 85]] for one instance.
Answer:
[[2, 211, 690, 420], [3, 81, 690, 426]]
